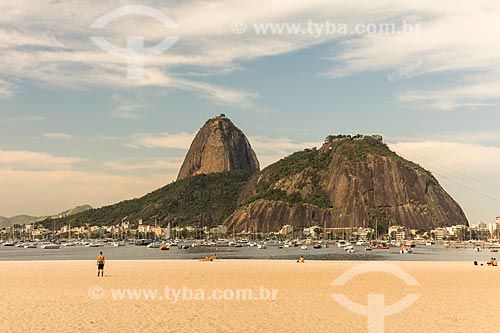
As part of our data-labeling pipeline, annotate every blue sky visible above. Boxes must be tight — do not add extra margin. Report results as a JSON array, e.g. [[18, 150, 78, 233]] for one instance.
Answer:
[[1, 0, 500, 225]]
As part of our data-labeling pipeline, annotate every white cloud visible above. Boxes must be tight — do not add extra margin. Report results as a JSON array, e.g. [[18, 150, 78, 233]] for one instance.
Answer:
[[111, 102, 142, 119], [0, 29, 64, 49], [321, 1, 500, 110], [0, 150, 83, 170], [110, 93, 149, 119], [1, 0, 461, 109], [0, 115, 44, 125], [127, 131, 320, 167], [0, 0, 286, 108], [174, 79, 260, 108], [2, 0, 498, 113], [0, 148, 176, 216], [249, 135, 322, 167], [0, 79, 14, 98], [389, 130, 500, 147], [399, 81, 500, 111], [129, 132, 195, 149], [389, 141, 500, 176], [43, 132, 73, 140], [442, 130, 500, 144], [0, 169, 175, 217], [104, 160, 182, 171], [389, 140, 500, 224]]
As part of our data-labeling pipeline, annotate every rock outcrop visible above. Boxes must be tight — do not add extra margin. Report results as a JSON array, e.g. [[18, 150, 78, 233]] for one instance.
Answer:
[[225, 135, 468, 232], [59, 129, 468, 232], [177, 114, 260, 180]]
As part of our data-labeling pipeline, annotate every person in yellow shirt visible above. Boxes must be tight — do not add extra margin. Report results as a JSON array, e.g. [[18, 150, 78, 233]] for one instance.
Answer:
[[97, 251, 105, 277]]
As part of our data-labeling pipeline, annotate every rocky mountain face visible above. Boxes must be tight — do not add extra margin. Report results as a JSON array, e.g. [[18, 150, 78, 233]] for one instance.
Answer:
[[177, 114, 260, 180], [56, 118, 468, 233], [225, 135, 468, 232]]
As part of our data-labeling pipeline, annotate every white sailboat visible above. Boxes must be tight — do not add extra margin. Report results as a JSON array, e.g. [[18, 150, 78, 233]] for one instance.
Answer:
[[165, 222, 171, 240]]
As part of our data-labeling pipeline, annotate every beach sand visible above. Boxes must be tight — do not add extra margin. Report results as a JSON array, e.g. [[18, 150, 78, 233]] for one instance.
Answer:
[[0, 259, 499, 332]]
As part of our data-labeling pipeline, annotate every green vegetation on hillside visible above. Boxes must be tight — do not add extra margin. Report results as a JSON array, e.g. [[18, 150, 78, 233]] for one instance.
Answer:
[[336, 136, 396, 163], [239, 135, 436, 211], [334, 136, 433, 177], [242, 148, 333, 208], [48, 170, 251, 228]]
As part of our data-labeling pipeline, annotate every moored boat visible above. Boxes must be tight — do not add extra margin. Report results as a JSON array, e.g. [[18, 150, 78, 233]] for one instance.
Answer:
[[400, 246, 413, 254], [134, 239, 152, 246], [257, 243, 267, 249], [41, 243, 60, 249], [147, 242, 161, 249], [337, 240, 350, 248], [85, 243, 102, 248]]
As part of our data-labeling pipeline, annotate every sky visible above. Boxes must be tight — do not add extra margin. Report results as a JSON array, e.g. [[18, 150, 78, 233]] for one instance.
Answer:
[[1, 0, 500, 225]]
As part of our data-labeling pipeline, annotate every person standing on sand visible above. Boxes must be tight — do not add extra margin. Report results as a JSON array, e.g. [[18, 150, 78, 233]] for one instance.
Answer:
[[97, 251, 105, 277]]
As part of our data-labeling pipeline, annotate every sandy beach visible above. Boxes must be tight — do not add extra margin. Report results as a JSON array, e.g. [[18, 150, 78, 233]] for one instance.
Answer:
[[1, 259, 499, 332]]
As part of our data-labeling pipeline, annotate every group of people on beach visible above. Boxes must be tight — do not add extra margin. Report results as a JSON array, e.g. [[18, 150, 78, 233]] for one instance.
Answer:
[[474, 258, 497, 266]]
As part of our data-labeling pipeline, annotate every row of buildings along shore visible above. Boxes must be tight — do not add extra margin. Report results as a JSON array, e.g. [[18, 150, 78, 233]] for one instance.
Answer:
[[2, 217, 500, 241]]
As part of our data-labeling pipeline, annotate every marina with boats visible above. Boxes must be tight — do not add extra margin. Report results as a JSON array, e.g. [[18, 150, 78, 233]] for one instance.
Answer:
[[2, 237, 500, 261]]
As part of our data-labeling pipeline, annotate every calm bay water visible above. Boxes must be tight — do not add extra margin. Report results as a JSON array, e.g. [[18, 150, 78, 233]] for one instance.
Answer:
[[0, 243, 494, 261]]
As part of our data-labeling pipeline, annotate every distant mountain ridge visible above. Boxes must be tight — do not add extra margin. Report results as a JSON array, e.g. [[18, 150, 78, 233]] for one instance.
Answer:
[[56, 205, 93, 218], [0, 215, 40, 228], [0, 205, 93, 228]]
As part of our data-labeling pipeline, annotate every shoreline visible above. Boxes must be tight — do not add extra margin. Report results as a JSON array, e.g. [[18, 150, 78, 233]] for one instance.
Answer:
[[0, 258, 491, 262]]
